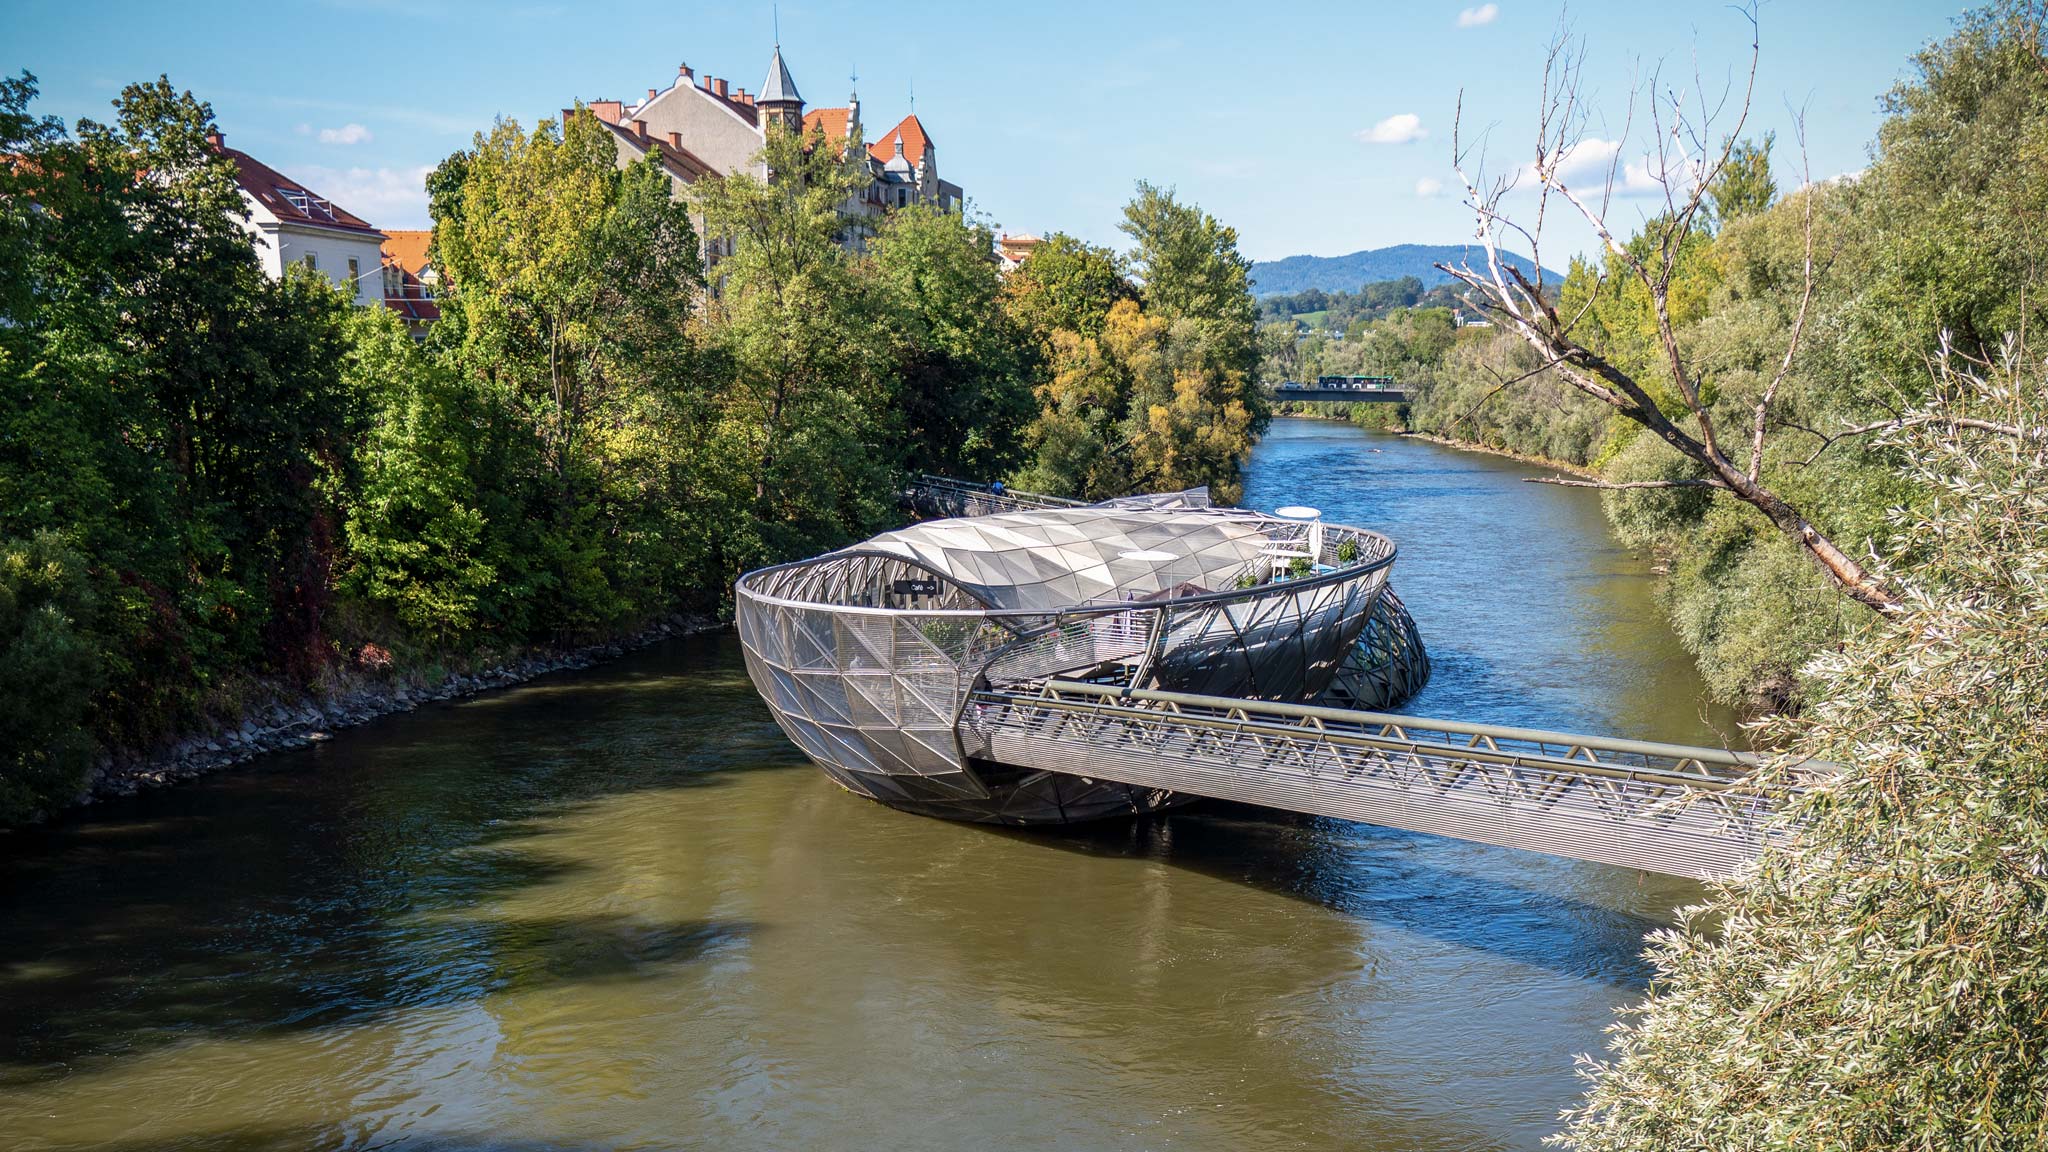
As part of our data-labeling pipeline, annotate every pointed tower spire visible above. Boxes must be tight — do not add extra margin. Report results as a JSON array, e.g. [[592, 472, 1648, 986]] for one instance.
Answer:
[[761, 44, 802, 106], [847, 64, 862, 143], [758, 42, 805, 131]]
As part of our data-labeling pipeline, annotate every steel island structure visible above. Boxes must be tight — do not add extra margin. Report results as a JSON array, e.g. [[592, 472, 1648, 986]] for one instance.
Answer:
[[735, 477, 1816, 878], [735, 484, 1426, 824]]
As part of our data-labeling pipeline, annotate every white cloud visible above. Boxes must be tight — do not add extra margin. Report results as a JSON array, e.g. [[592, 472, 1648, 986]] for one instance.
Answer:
[[1358, 113, 1427, 145], [1415, 177, 1445, 198], [1457, 4, 1499, 27], [317, 123, 373, 145], [1540, 137, 1623, 184], [294, 122, 312, 136], [1519, 138, 1701, 198], [284, 164, 432, 226]]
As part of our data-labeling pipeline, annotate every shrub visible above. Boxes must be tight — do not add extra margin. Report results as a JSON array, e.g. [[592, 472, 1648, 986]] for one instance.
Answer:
[[0, 532, 101, 822], [1556, 347, 2048, 1151]]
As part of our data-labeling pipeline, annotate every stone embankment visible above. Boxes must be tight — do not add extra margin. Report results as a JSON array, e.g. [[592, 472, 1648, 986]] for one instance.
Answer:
[[80, 615, 721, 806]]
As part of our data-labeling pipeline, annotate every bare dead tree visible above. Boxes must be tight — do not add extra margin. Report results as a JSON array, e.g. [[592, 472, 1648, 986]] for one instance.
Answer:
[[1436, 4, 1902, 613]]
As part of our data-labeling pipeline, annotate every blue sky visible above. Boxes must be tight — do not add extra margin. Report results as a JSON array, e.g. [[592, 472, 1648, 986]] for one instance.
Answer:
[[4, 0, 1961, 263]]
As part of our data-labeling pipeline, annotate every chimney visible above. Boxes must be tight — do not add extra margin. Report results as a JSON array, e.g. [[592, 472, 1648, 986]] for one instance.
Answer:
[[669, 131, 683, 150], [205, 128, 223, 149], [632, 118, 648, 141], [647, 88, 658, 103], [712, 78, 728, 98], [590, 100, 624, 124], [679, 62, 694, 80], [735, 88, 748, 104]]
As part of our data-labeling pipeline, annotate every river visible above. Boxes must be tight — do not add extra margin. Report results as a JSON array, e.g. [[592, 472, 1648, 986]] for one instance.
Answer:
[[0, 418, 1733, 1151]]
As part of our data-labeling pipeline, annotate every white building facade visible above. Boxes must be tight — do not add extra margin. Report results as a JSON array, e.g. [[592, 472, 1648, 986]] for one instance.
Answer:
[[209, 130, 388, 306]]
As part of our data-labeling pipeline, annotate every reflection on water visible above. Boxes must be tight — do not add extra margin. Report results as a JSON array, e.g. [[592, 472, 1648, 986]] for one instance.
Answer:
[[0, 420, 1717, 1151]]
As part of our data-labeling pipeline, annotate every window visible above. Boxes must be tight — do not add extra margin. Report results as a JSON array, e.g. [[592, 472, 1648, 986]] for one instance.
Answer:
[[303, 252, 317, 271], [347, 257, 360, 290], [896, 188, 907, 207]]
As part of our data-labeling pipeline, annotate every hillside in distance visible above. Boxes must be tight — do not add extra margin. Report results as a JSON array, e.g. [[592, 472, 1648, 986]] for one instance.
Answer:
[[1249, 243, 1560, 298]]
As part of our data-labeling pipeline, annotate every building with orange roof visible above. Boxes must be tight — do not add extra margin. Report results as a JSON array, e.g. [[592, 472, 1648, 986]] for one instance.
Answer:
[[378, 229, 440, 333], [568, 43, 963, 251], [995, 233, 1045, 275]]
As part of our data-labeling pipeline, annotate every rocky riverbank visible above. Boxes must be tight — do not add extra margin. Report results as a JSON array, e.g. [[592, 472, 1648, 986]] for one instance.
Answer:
[[77, 614, 724, 808]]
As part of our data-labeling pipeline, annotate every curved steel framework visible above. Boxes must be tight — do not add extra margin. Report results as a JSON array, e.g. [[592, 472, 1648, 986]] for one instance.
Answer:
[[737, 491, 1404, 823]]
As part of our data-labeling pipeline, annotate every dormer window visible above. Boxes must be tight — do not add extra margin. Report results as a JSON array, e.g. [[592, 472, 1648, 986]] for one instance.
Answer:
[[278, 187, 337, 222]]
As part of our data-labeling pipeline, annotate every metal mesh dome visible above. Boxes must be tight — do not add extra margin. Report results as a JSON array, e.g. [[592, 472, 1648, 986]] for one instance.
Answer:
[[857, 506, 1282, 612], [736, 496, 1405, 823]]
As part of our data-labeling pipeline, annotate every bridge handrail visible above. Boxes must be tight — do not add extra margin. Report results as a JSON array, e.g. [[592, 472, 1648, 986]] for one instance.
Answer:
[[995, 679, 1836, 784], [909, 474, 1088, 510]]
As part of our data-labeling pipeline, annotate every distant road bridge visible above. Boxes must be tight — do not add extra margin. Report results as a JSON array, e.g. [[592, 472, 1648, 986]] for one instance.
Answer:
[[1274, 388, 1407, 403], [1271, 381, 1408, 403]]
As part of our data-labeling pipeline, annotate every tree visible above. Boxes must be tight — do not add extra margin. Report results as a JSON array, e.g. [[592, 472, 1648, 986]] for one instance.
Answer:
[[1441, 6, 1901, 612], [1845, 0, 2048, 401], [428, 108, 708, 632], [1120, 180, 1262, 380], [336, 305, 502, 646], [1117, 182, 1270, 500], [867, 205, 1034, 479], [695, 120, 893, 569], [1708, 133, 1776, 226], [1000, 232, 1136, 343], [0, 532, 100, 823]]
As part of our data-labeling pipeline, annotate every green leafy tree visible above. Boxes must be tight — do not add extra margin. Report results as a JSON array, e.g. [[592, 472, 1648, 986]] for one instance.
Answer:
[[1120, 180, 1263, 383], [1708, 133, 1777, 226], [1000, 232, 1136, 343], [1557, 348, 2048, 1152], [0, 532, 100, 823], [428, 108, 708, 633], [1847, 0, 2048, 400], [336, 305, 502, 646], [866, 205, 1034, 479], [1116, 182, 1270, 500], [695, 121, 893, 570]]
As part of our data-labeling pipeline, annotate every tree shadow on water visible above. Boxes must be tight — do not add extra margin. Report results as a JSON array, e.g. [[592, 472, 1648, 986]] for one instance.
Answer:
[[65, 1126, 659, 1152], [0, 902, 753, 1090]]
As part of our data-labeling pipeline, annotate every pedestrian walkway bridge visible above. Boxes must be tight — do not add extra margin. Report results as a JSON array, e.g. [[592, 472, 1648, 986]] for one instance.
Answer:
[[735, 476, 1822, 882], [963, 680, 1815, 880]]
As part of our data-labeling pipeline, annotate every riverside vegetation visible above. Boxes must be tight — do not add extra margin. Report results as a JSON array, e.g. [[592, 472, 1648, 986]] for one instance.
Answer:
[[1263, 2, 2046, 714], [0, 76, 1264, 823]]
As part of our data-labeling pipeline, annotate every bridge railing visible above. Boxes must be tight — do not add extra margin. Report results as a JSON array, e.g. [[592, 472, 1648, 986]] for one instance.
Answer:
[[960, 679, 1834, 878], [903, 475, 1086, 518]]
